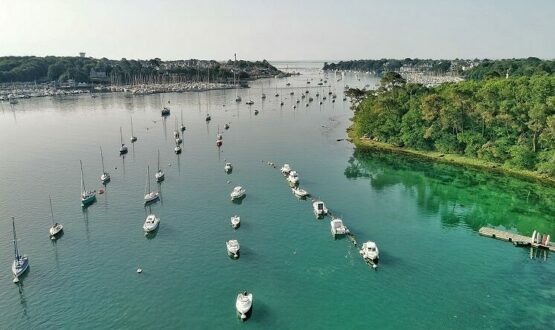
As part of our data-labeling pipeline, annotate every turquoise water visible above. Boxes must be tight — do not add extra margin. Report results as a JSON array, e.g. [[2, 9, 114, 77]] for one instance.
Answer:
[[0, 62, 554, 329]]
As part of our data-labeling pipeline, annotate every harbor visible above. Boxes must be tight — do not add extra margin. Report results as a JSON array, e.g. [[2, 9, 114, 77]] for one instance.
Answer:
[[0, 62, 554, 329]]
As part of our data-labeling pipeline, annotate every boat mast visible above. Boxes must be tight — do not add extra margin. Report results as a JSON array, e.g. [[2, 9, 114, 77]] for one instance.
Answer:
[[120, 127, 123, 145], [80, 160, 86, 193], [49, 195, 55, 226], [100, 146, 106, 173], [146, 166, 151, 194], [157, 150, 161, 172], [12, 217, 19, 259], [130, 117, 135, 137]]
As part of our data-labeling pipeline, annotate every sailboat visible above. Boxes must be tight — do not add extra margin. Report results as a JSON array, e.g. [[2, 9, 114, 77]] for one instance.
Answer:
[[155, 149, 165, 182], [100, 146, 110, 183], [119, 127, 128, 155], [175, 118, 182, 144], [48, 195, 63, 239], [180, 109, 186, 131], [245, 88, 254, 105], [130, 117, 137, 142], [11, 217, 29, 281], [234, 69, 242, 102], [144, 165, 160, 205], [80, 160, 96, 206]]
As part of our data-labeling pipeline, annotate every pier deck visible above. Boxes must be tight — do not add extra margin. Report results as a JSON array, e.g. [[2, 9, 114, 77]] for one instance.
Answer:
[[479, 227, 555, 252]]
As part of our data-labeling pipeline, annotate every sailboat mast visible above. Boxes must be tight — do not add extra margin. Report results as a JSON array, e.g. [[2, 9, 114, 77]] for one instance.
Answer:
[[120, 127, 123, 145], [80, 160, 86, 192], [157, 150, 160, 171], [100, 146, 106, 173], [147, 166, 151, 193], [131, 117, 135, 136], [49, 195, 55, 226], [12, 217, 19, 259]]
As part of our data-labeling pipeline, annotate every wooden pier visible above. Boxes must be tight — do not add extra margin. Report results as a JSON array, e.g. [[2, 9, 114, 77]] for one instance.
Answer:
[[479, 227, 555, 252]]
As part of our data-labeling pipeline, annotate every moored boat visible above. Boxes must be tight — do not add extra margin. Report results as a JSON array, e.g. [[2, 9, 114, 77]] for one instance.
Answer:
[[313, 201, 328, 218], [226, 239, 240, 258], [48, 195, 63, 238], [225, 162, 233, 173], [360, 241, 379, 268], [230, 186, 246, 200], [330, 218, 349, 238], [292, 186, 309, 198], [11, 217, 29, 281], [280, 164, 291, 176], [235, 291, 253, 321], [80, 160, 96, 207], [143, 214, 160, 233], [231, 215, 240, 229]]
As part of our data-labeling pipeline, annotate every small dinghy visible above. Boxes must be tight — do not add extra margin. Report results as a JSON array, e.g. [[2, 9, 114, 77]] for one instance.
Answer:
[[224, 162, 233, 173], [231, 215, 240, 229], [226, 239, 240, 258], [313, 201, 328, 218], [161, 106, 170, 117], [143, 214, 160, 233], [236, 291, 253, 321], [330, 218, 349, 238], [292, 186, 309, 198], [360, 241, 379, 269], [230, 186, 246, 201]]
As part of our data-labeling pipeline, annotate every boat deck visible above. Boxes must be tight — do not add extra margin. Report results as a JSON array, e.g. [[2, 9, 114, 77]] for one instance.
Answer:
[[478, 227, 555, 252]]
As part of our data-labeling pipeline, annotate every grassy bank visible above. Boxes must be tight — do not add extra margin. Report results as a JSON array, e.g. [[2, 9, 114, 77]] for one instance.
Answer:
[[348, 128, 555, 186]]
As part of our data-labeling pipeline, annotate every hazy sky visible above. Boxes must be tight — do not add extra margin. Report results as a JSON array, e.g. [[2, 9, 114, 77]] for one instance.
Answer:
[[0, 0, 553, 61]]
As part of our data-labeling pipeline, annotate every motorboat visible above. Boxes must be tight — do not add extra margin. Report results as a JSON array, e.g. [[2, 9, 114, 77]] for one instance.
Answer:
[[176, 137, 182, 144], [230, 186, 246, 200], [254, 109, 259, 115], [225, 162, 233, 173], [161, 106, 170, 116], [226, 239, 240, 258], [236, 291, 253, 321], [205, 114, 211, 122], [224, 123, 230, 130], [261, 93, 266, 99], [287, 171, 299, 185], [235, 96, 242, 102], [144, 166, 160, 205], [11, 217, 29, 280], [48, 196, 63, 238], [231, 215, 240, 229], [313, 201, 328, 218], [143, 214, 160, 233], [155, 150, 165, 182], [292, 186, 309, 198], [80, 160, 96, 206], [175, 145, 182, 154], [330, 218, 349, 238], [360, 241, 379, 268], [280, 164, 291, 176], [99, 146, 110, 184], [245, 100, 254, 105]]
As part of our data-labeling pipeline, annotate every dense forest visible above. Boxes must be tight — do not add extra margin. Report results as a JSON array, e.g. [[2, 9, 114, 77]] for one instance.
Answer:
[[324, 58, 555, 79], [350, 72, 555, 178], [0, 56, 282, 84]]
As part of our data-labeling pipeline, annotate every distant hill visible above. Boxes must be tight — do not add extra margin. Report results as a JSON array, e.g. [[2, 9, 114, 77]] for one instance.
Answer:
[[0, 56, 283, 84]]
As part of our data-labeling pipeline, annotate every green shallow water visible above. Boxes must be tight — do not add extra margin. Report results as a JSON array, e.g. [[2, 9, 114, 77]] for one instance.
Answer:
[[0, 62, 554, 329]]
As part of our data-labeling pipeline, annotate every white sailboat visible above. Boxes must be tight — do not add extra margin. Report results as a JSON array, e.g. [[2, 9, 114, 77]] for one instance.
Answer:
[[11, 217, 29, 281], [100, 146, 110, 183], [130, 116, 137, 142], [48, 195, 63, 239], [180, 109, 186, 131], [144, 166, 160, 205], [80, 160, 96, 207], [119, 127, 128, 155], [155, 149, 165, 182]]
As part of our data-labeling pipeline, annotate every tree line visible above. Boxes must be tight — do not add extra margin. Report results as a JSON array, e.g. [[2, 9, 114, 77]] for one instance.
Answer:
[[0, 56, 281, 84], [350, 72, 555, 178]]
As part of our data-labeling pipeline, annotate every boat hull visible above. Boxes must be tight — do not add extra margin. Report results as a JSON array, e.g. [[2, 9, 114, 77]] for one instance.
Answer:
[[12, 257, 29, 278], [81, 194, 96, 207]]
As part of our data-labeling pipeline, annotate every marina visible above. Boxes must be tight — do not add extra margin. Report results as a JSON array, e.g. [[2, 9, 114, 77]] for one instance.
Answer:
[[0, 62, 554, 329]]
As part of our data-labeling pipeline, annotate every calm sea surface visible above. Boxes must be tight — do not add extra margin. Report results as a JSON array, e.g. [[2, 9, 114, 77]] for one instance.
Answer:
[[0, 61, 553, 329]]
